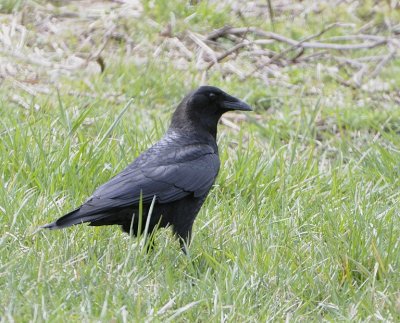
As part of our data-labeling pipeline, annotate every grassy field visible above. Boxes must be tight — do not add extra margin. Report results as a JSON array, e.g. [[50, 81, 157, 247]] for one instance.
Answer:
[[1, 0, 400, 321]]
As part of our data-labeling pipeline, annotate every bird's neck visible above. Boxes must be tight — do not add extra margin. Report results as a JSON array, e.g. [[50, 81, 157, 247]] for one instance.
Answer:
[[170, 116, 219, 142], [169, 123, 218, 142]]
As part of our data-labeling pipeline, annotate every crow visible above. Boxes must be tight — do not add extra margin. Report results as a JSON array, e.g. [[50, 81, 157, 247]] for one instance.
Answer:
[[42, 86, 252, 252]]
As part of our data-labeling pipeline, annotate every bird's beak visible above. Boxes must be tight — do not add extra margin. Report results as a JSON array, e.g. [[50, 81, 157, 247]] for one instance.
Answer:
[[222, 94, 252, 111]]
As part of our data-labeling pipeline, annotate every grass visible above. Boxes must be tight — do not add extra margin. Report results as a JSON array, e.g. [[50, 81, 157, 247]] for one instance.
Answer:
[[1, 0, 400, 321]]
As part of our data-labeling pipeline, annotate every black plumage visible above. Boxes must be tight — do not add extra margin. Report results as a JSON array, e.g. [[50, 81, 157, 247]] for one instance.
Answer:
[[42, 86, 252, 252]]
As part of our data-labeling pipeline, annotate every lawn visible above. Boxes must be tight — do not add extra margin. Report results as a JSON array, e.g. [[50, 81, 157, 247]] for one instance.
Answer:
[[1, 0, 399, 321]]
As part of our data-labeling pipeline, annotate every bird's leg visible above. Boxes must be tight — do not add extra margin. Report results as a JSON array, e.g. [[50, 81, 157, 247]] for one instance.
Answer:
[[173, 225, 193, 254], [179, 238, 189, 255]]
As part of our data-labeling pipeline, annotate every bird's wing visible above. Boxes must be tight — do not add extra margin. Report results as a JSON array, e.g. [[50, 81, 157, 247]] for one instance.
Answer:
[[78, 143, 220, 216]]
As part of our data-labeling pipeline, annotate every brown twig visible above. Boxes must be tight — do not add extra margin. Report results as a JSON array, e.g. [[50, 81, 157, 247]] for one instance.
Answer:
[[206, 41, 250, 70], [206, 26, 233, 41]]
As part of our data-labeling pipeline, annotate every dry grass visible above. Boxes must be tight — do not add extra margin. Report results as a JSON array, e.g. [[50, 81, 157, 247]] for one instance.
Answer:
[[1, 0, 399, 107]]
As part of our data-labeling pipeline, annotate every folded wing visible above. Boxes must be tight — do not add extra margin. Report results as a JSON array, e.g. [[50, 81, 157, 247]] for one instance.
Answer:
[[44, 142, 220, 228]]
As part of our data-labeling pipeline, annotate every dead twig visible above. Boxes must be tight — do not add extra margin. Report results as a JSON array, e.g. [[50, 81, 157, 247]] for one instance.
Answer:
[[205, 23, 394, 89], [369, 49, 397, 79], [322, 34, 386, 42], [266, 23, 345, 65], [220, 116, 241, 132], [187, 31, 218, 63], [351, 64, 369, 87], [266, 0, 275, 31], [206, 26, 232, 41], [243, 24, 345, 78], [10, 94, 30, 109], [216, 27, 388, 50], [170, 37, 193, 60], [206, 41, 251, 70]]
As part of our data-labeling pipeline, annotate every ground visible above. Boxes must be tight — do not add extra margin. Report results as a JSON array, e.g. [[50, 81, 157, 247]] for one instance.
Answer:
[[0, 0, 400, 321]]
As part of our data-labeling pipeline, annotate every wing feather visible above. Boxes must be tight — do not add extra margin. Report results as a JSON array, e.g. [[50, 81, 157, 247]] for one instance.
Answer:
[[83, 142, 220, 215]]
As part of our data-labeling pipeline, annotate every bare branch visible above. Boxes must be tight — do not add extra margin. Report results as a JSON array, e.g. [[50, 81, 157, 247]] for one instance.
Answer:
[[206, 41, 250, 70], [218, 27, 388, 50], [187, 32, 218, 63], [369, 49, 397, 79]]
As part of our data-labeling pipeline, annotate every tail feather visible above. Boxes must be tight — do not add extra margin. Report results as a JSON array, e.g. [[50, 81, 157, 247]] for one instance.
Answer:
[[41, 205, 136, 230], [41, 208, 108, 230]]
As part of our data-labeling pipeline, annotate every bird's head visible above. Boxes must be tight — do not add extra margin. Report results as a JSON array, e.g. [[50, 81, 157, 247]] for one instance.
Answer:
[[170, 86, 252, 137]]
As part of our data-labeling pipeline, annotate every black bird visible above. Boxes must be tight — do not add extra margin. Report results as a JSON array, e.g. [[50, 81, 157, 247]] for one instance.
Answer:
[[42, 86, 252, 252]]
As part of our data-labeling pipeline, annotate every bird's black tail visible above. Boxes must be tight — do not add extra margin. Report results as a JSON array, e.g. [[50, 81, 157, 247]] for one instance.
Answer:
[[41, 204, 135, 230], [41, 208, 107, 230]]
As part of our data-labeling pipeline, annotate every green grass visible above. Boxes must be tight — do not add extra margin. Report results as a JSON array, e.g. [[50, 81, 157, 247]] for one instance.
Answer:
[[1, 0, 400, 321]]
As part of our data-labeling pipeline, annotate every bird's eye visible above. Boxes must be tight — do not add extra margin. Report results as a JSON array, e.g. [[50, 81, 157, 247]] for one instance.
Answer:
[[209, 93, 216, 99]]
